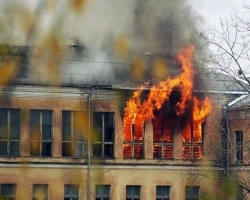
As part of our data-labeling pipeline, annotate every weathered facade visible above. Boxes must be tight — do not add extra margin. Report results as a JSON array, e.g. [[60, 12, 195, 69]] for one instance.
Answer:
[[0, 47, 249, 199]]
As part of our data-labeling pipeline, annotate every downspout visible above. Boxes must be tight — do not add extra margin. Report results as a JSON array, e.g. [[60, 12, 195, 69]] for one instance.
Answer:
[[87, 88, 92, 200], [222, 106, 230, 178]]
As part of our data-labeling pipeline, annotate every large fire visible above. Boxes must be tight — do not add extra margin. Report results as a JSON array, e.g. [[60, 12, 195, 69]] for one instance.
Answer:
[[123, 46, 212, 159]]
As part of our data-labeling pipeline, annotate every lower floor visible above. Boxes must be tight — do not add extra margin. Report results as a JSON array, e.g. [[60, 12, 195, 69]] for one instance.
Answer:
[[0, 163, 244, 199]]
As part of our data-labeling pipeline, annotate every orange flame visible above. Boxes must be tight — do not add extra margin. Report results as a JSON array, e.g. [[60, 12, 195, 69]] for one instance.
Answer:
[[123, 46, 212, 159]]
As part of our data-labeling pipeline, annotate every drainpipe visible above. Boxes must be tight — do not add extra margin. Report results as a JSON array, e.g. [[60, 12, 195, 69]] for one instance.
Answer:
[[222, 106, 230, 179], [87, 88, 92, 200]]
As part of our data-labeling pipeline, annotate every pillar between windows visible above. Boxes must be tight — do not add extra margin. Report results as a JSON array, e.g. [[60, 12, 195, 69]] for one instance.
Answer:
[[144, 120, 153, 159], [21, 109, 30, 157], [53, 109, 61, 157], [173, 124, 183, 160]]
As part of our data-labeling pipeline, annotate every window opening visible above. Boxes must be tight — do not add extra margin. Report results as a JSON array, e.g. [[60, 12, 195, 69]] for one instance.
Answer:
[[156, 186, 170, 200], [62, 111, 85, 157], [0, 108, 20, 156], [185, 186, 199, 200], [33, 184, 48, 200], [64, 184, 79, 200], [0, 184, 16, 200], [95, 185, 110, 200], [126, 185, 141, 200], [30, 110, 52, 157], [235, 131, 243, 164], [93, 112, 114, 158]]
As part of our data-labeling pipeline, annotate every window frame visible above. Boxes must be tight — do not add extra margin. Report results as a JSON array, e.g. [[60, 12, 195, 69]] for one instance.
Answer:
[[62, 110, 85, 157], [30, 110, 53, 157], [185, 186, 200, 200], [156, 185, 170, 200], [0, 108, 20, 156], [126, 185, 141, 200], [123, 121, 145, 159], [182, 121, 203, 160], [33, 184, 48, 200], [0, 184, 16, 200], [153, 119, 173, 159], [235, 130, 243, 164], [93, 112, 114, 158], [64, 184, 79, 200], [95, 184, 111, 200]]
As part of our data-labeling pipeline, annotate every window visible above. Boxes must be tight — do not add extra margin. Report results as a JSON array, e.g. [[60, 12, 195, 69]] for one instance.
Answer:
[[185, 186, 199, 200], [123, 118, 144, 159], [156, 186, 170, 200], [30, 110, 52, 157], [62, 111, 85, 157], [95, 185, 110, 200], [33, 184, 48, 200], [93, 112, 114, 158], [153, 119, 173, 159], [126, 185, 141, 200], [64, 184, 79, 200], [235, 131, 243, 164], [0, 109, 20, 156], [182, 121, 202, 160], [0, 184, 16, 200]]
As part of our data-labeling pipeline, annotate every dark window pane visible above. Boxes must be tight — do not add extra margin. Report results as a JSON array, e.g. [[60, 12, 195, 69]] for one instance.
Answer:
[[30, 142, 40, 156], [102, 185, 110, 196], [62, 111, 71, 126], [0, 109, 7, 123], [1, 184, 16, 195], [71, 185, 79, 195], [104, 144, 113, 158], [104, 127, 113, 142], [73, 142, 83, 157], [62, 125, 71, 141], [31, 125, 40, 140], [104, 113, 113, 127], [93, 113, 102, 126], [93, 127, 102, 142], [10, 109, 20, 124], [9, 142, 19, 156], [31, 110, 40, 125], [62, 142, 72, 157], [42, 111, 52, 125], [42, 125, 52, 140], [93, 143, 102, 157], [0, 124, 8, 139], [10, 124, 20, 139], [42, 142, 52, 156], [0, 142, 7, 155]]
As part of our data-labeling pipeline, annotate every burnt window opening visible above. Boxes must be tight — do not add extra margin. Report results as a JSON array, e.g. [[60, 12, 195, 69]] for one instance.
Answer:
[[33, 184, 48, 200], [185, 186, 200, 200], [0, 108, 20, 156], [95, 185, 111, 200], [235, 130, 243, 164], [123, 119, 144, 159], [153, 119, 173, 159], [62, 111, 85, 157], [156, 186, 170, 200], [64, 184, 79, 200], [0, 184, 16, 199], [30, 110, 52, 157], [126, 185, 141, 200], [93, 112, 114, 158], [182, 121, 203, 160]]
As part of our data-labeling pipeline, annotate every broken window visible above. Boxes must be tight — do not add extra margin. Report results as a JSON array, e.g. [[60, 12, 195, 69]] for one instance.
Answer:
[[64, 184, 79, 200], [33, 184, 48, 200], [126, 185, 141, 200], [123, 117, 144, 159], [235, 131, 243, 164], [30, 110, 52, 157], [0, 108, 20, 156], [62, 111, 85, 157], [93, 112, 114, 158], [95, 185, 110, 200], [153, 119, 173, 159], [156, 186, 170, 200], [0, 184, 16, 199], [185, 186, 199, 200], [182, 121, 202, 160]]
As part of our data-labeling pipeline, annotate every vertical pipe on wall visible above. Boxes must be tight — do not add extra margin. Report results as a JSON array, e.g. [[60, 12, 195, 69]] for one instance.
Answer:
[[87, 88, 92, 200]]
